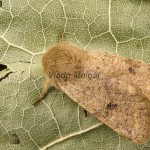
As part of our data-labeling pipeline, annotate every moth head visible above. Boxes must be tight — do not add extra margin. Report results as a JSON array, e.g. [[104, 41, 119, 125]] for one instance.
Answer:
[[42, 42, 83, 78]]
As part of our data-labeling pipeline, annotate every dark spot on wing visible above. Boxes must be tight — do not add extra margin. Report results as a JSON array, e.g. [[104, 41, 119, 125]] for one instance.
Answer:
[[128, 67, 136, 74], [106, 102, 118, 110]]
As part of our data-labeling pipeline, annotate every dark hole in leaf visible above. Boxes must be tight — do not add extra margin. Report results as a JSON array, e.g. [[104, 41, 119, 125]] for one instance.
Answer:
[[0, 64, 7, 71], [9, 134, 20, 144]]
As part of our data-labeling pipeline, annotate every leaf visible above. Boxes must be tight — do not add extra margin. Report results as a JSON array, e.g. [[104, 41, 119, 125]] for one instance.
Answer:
[[0, 0, 150, 150]]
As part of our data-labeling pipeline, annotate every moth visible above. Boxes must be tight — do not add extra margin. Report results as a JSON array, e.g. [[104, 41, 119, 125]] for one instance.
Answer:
[[33, 41, 150, 144]]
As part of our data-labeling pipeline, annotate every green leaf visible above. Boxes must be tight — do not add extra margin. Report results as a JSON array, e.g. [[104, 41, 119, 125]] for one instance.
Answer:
[[0, 0, 150, 150]]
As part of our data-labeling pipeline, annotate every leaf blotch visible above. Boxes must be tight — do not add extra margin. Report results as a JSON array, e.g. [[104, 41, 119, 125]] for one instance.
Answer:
[[9, 134, 20, 144]]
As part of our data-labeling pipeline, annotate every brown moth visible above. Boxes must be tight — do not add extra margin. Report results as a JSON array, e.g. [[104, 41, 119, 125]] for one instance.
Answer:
[[33, 41, 150, 144]]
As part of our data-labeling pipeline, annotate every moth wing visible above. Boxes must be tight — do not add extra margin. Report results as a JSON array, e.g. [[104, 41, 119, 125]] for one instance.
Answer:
[[57, 71, 150, 144]]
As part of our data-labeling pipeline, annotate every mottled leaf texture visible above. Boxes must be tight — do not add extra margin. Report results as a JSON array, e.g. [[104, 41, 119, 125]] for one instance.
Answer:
[[0, 0, 150, 150]]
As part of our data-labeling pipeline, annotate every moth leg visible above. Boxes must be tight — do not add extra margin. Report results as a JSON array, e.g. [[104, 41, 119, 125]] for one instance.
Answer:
[[33, 79, 51, 107], [84, 109, 88, 117], [59, 32, 64, 42]]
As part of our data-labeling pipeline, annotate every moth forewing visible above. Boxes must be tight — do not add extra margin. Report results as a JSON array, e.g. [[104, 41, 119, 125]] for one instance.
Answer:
[[33, 41, 150, 144], [58, 73, 150, 143]]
